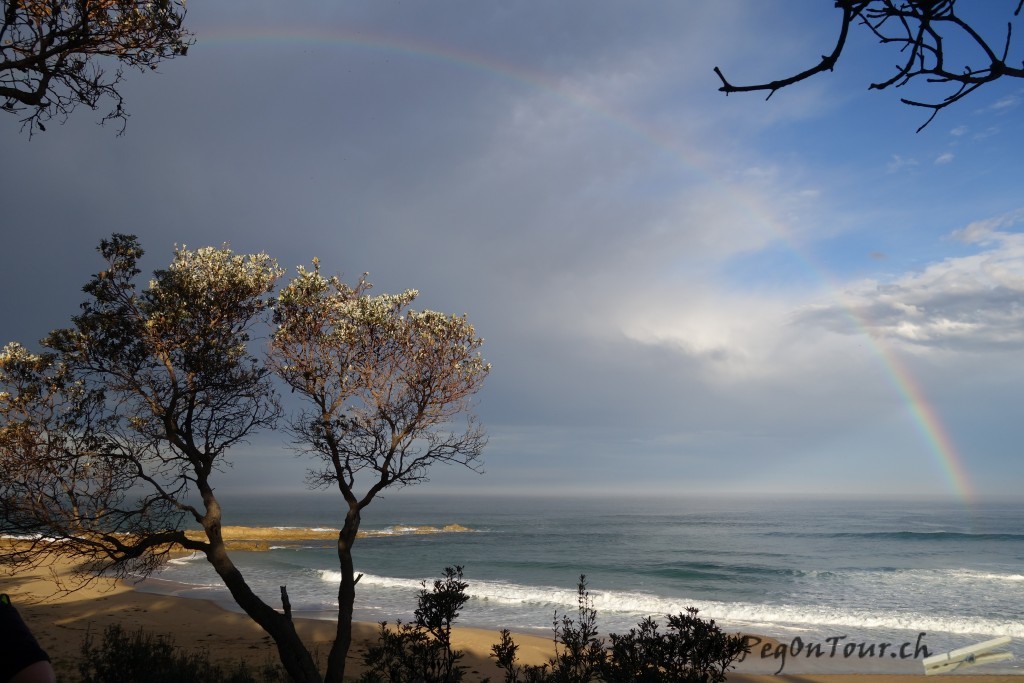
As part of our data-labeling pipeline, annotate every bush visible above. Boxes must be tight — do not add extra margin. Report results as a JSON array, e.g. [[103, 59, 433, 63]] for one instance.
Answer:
[[360, 566, 469, 683], [604, 609, 749, 683], [492, 576, 749, 683], [78, 624, 284, 683], [547, 576, 604, 683]]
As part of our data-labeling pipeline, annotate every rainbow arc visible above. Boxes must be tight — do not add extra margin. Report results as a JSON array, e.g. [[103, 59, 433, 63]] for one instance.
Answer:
[[201, 26, 975, 502]]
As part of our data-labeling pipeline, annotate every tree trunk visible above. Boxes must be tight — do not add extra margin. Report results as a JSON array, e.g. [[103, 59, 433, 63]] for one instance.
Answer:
[[324, 505, 360, 683], [201, 488, 321, 683]]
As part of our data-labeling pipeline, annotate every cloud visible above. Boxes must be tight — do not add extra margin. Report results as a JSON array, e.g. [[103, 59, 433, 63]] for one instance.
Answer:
[[973, 95, 1020, 119], [886, 154, 918, 173], [952, 208, 1024, 244], [934, 152, 954, 165], [990, 95, 1020, 111], [796, 211, 1024, 352]]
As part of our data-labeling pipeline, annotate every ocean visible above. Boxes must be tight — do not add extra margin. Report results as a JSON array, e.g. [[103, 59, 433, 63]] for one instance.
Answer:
[[137, 493, 1023, 675]]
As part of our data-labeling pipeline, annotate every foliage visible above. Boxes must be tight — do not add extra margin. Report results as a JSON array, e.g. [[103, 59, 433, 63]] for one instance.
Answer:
[[415, 565, 471, 680], [492, 576, 749, 683], [548, 577, 604, 683], [1, 0, 193, 135], [79, 624, 284, 683], [270, 262, 490, 496], [603, 609, 750, 683], [359, 566, 470, 683], [715, 1, 1024, 131], [492, 629, 551, 683]]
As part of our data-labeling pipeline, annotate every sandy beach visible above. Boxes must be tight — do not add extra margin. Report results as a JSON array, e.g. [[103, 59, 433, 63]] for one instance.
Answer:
[[1, 554, 555, 682], [1, 554, 1020, 682]]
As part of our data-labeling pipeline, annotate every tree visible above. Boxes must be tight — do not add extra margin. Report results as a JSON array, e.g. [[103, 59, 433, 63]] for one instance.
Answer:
[[268, 262, 490, 683], [1, 0, 192, 135], [0, 237, 490, 683], [715, 1, 1024, 131], [0, 236, 328, 681]]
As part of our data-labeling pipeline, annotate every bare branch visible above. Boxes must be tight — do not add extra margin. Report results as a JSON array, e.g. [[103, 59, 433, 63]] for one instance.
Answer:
[[715, 1, 867, 99], [715, 1, 1024, 130]]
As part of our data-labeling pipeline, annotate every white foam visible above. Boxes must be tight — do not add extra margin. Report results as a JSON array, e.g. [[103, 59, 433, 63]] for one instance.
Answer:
[[165, 552, 206, 566], [945, 569, 1024, 583], [320, 571, 424, 590], [323, 572, 1024, 639], [0, 533, 46, 541]]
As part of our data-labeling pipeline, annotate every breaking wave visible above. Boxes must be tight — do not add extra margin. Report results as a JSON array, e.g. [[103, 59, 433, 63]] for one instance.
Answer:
[[181, 523, 475, 545], [315, 571, 1024, 638]]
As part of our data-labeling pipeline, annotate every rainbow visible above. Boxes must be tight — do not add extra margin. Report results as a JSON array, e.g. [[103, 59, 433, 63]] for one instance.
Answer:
[[198, 25, 976, 502], [876, 346, 977, 503], [822, 280, 977, 504]]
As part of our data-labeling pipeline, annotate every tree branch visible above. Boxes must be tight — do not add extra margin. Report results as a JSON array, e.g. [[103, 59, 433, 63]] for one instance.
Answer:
[[715, 1, 866, 99], [715, 1, 1024, 130]]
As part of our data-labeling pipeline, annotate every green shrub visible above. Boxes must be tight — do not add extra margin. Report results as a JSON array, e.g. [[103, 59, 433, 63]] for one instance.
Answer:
[[78, 624, 284, 683], [360, 566, 469, 683], [492, 576, 750, 683], [548, 576, 604, 683], [604, 609, 749, 683]]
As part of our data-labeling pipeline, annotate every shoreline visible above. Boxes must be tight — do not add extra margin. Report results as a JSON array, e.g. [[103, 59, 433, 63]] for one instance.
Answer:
[[1, 556, 1020, 682]]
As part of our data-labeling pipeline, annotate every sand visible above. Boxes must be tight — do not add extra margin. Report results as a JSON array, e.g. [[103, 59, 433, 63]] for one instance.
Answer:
[[1, 554, 1019, 682]]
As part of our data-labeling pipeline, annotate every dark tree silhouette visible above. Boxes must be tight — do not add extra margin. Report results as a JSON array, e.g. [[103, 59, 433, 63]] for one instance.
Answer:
[[1, 0, 192, 135], [715, 1, 1024, 131]]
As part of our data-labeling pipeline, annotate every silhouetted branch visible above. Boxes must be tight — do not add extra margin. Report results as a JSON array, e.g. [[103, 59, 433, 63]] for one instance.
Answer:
[[715, 1, 1024, 130], [715, 1, 867, 100], [1, 0, 193, 135]]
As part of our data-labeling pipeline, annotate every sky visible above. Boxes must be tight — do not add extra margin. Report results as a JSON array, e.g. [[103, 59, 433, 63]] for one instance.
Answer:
[[3, 2, 1024, 501]]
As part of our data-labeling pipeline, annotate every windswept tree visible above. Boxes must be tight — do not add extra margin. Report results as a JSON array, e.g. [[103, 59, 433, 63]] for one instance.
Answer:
[[715, 1, 1024, 131], [269, 262, 490, 683], [0, 236, 327, 681], [1, 0, 192, 135]]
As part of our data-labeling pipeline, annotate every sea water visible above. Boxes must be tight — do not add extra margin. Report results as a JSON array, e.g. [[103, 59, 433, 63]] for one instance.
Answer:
[[137, 493, 1023, 674]]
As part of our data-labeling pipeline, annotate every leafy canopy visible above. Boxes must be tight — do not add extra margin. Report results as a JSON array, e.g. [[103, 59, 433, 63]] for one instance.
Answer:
[[270, 262, 490, 504]]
